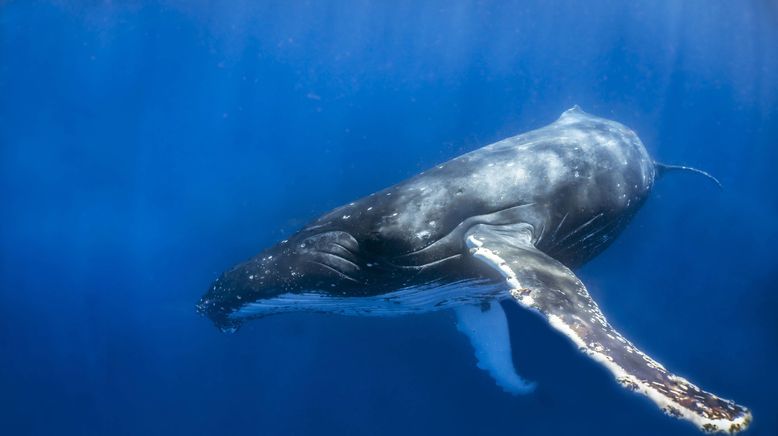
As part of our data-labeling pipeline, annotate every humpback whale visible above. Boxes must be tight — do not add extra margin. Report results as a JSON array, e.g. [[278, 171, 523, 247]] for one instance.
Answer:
[[197, 107, 750, 433]]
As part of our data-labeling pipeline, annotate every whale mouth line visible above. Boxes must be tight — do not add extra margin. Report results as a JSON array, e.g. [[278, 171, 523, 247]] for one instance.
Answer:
[[315, 250, 361, 271], [329, 241, 358, 255], [303, 259, 361, 283]]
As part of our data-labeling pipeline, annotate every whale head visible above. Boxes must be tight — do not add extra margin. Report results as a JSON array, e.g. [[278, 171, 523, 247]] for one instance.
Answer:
[[197, 230, 367, 331], [196, 253, 287, 332]]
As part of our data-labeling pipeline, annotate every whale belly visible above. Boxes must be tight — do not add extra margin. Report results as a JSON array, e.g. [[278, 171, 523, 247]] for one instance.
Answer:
[[230, 278, 505, 320]]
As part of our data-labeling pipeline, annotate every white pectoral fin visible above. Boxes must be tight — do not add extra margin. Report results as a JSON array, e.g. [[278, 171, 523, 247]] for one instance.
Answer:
[[455, 302, 535, 395], [465, 222, 752, 434]]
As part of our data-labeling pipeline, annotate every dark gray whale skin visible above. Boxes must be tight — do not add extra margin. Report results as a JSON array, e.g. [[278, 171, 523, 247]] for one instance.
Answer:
[[197, 106, 654, 330], [196, 106, 752, 434]]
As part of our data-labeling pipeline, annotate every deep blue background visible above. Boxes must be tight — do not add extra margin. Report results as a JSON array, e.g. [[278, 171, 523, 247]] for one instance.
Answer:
[[1, 1, 777, 435]]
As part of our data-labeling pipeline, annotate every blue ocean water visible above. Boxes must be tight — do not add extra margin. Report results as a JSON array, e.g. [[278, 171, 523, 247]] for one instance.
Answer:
[[1, 1, 777, 435]]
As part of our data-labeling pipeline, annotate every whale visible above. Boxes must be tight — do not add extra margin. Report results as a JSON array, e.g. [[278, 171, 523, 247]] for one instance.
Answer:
[[197, 107, 751, 433]]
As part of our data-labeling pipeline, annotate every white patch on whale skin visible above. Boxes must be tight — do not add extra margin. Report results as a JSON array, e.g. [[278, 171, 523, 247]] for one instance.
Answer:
[[375, 106, 653, 244], [465, 235, 531, 305], [546, 314, 752, 434], [512, 166, 529, 183], [415, 230, 431, 239], [536, 151, 568, 185], [466, 233, 751, 434]]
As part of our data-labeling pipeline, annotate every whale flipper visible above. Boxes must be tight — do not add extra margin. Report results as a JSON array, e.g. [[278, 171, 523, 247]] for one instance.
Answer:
[[464, 222, 751, 434], [455, 302, 535, 395]]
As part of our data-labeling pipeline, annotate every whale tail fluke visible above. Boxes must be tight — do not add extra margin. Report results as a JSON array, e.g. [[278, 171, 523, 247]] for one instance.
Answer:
[[654, 162, 723, 189]]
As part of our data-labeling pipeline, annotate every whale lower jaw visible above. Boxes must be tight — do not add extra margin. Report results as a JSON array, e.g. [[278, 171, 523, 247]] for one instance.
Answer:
[[229, 279, 505, 320]]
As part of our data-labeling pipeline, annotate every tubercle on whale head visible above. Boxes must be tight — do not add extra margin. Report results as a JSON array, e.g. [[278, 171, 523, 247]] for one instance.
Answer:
[[195, 274, 245, 333], [197, 247, 296, 332], [197, 231, 364, 331]]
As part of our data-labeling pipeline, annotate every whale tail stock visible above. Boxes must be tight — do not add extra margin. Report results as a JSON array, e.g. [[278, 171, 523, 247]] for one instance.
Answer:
[[654, 162, 723, 189]]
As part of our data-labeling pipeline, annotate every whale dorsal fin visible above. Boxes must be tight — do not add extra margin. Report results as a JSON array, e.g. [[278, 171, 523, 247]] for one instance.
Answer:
[[455, 302, 535, 395], [464, 222, 751, 434], [558, 105, 590, 122]]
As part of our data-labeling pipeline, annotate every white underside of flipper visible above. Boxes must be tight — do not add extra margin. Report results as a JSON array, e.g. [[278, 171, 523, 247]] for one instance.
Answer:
[[455, 302, 535, 395], [464, 223, 752, 434]]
